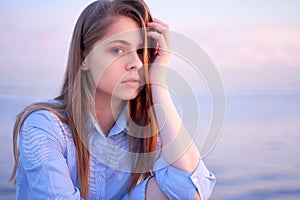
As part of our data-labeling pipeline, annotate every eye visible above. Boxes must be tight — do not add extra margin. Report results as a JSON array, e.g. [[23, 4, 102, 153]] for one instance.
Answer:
[[137, 48, 144, 55], [112, 47, 125, 55]]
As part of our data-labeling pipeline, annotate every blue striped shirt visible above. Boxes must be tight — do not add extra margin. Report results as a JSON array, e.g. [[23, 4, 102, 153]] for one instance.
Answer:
[[16, 100, 216, 199]]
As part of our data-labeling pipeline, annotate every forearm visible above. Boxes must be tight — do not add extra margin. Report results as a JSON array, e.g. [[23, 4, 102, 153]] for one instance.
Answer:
[[147, 18, 200, 172], [151, 82, 200, 173], [147, 18, 214, 200]]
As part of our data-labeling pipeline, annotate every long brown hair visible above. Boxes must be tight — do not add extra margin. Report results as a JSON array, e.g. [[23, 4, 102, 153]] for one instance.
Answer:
[[10, 0, 159, 199]]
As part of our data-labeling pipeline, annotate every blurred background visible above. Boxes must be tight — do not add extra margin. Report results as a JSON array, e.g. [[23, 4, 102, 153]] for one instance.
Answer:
[[1, 0, 299, 199]]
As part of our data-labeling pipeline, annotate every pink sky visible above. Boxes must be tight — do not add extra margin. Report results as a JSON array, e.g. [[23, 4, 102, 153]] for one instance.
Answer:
[[0, 0, 299, 96]]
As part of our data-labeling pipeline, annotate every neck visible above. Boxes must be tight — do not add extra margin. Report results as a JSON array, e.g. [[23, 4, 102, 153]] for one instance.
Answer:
[[94, 91, 124, 136]]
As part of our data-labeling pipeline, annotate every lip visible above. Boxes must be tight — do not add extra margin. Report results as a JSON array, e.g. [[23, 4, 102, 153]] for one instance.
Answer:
[[121, 78, 140, 87]]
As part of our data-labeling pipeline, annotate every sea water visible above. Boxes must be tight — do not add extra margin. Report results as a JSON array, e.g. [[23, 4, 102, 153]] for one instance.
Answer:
[[1, 94, 299, 199]]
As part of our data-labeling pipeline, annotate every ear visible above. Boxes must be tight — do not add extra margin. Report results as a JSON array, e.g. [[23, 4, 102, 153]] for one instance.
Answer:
[[81, 59, 89, 71]]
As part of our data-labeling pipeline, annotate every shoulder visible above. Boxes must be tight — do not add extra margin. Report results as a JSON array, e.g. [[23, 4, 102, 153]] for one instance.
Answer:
[[22, 99, 68, 133], [23, 109, 64, 133], [19, 103, 71, 152]]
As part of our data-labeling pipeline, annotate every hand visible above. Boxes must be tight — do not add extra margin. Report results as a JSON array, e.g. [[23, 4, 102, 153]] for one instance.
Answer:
[[147, 18, 170, 83]]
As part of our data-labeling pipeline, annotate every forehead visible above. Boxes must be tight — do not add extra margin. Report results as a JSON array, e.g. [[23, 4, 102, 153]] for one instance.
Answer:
[[98, 16, 143, 47]]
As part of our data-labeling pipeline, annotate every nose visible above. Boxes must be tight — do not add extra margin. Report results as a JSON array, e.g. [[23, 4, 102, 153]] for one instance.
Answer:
[[126, 50, 143, 71]]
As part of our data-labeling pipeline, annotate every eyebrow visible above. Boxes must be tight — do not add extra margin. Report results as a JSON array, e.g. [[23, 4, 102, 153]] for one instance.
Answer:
[[107, 39, 143, 48]]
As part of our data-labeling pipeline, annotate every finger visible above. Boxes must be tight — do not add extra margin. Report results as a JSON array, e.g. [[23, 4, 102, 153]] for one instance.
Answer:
[[148, 22, 170, 46], [152, 18, 169, 29], [147, 31, 169, 52], [148, 22, 168, 34]]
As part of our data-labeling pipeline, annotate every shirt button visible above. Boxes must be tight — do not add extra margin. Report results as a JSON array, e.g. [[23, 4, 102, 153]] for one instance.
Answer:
[[192, 176, 199, 183], [98, 174, 104, 179]]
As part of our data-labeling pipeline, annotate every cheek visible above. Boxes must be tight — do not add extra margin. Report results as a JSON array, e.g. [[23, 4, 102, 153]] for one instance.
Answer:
[[97, 65, 125, 91], [86, 50, 115, 85]]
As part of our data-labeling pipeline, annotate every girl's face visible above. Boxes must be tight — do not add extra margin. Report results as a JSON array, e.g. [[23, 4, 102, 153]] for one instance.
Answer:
[[84, 16, 145, 100]]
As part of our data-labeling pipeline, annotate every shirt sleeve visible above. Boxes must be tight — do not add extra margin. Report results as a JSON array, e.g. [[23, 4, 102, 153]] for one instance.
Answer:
[[190, 160, 216, 200], [18, 110, 82, 200], [153, 156, 216, 200]]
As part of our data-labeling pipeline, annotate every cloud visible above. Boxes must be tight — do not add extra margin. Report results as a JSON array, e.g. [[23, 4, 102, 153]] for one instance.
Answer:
[[193, 25, 300, 69], [168, 25, 300, 94]]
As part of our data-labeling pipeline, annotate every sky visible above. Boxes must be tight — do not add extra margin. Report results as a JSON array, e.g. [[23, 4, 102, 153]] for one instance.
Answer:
[[0, 0, 299, 97]]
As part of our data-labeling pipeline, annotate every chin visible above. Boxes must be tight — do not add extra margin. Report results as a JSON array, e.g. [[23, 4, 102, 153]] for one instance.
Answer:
[[127, 92, 140, 100], [117, 90, 140, 101]]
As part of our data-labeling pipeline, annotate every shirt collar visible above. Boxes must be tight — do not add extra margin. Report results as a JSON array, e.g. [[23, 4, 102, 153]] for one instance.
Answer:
[[87, 105, 129, 138]]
